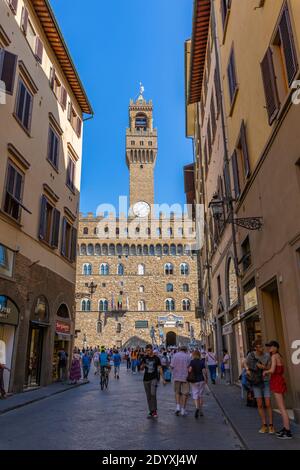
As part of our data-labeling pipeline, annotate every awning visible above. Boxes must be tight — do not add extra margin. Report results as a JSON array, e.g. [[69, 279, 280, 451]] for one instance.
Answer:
[[222, 308, 259, 335]]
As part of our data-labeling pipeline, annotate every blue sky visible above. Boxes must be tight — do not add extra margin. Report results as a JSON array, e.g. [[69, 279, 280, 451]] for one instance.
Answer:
[[50, 0, 194, 215]]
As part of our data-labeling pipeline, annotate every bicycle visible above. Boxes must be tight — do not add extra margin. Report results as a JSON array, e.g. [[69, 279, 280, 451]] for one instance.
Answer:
[[100, 366, 109, 390]]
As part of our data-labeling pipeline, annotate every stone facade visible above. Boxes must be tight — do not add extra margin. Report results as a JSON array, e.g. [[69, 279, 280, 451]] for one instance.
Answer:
[[75, 94, 200, 349]]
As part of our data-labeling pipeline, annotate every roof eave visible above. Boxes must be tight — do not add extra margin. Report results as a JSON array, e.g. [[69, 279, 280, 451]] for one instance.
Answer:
[[188, 0, 211, 105], [31, 0, 93, 115]]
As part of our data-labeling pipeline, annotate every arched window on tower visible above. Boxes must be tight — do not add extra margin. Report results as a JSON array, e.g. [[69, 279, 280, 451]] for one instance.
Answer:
[[165, 263, 174, 275], [165, 298, 175, 311], [182, 299, 191, 311], [117, 264, 124, 275], [83, 264, 92, 276], [135, 113, 147, 131], [81, 299, 91, 312]]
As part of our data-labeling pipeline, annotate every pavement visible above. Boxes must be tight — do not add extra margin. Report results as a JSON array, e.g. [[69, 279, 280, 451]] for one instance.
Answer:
[[0, 367, 299, 450], [210, 380, 300, 450], [0, 366, 242, 450], [0, 379, 89, 415]]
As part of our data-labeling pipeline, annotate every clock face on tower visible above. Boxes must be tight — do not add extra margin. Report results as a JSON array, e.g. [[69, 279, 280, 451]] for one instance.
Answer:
[[132, 201, 150, 218]]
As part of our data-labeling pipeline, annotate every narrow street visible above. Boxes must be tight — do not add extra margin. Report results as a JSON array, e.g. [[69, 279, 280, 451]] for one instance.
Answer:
[[0, 366, 243, 451]]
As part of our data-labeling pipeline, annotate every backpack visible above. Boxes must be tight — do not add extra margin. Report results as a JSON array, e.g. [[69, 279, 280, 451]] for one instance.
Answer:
[[247, 353, 263, 386], [164, 369, 172, 382]]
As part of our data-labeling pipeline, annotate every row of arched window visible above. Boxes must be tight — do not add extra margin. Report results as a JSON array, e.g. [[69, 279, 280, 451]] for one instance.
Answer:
[[81, 298, 191, 312], [82, 263, 189, 276], [82, 227, 185, 237], [79, 243, 192, 257]]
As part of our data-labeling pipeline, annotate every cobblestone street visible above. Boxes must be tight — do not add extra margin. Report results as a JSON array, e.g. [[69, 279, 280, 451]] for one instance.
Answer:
[[0, 366, 243, 450]]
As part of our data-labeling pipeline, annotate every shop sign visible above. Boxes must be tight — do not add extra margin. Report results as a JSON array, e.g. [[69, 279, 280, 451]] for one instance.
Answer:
[[0, 296, 19, 326], [55, 321, 71, 335], [244, 286, 258, 311], [222, 321, 233, 335]]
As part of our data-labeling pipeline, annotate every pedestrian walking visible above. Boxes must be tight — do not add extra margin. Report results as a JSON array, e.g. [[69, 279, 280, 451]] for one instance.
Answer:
[[93, 349, 100, 375], [206, 348, 218, 384], [131, 349, 138, 374], [125, 349, 131, 370], [140, 344, 165, 419], [263, 341, 293, 439], [246, 340, 274, 434], [82, 351, 91, 379], [113, 349, 121, 379], [171, 345, 191, 416], [222, 349, 231, 384], [187, 350, 207, 418], [57, 348, 68, 382], [69, 348, 81, 384], [0, 363, 10, 399]]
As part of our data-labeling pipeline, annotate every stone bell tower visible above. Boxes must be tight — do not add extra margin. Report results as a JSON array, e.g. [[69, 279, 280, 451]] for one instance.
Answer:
[[126, 85, 158, 214]]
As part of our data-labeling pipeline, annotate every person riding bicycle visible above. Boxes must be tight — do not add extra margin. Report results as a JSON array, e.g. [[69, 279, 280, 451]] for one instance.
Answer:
[[99, 346, 110, 376]]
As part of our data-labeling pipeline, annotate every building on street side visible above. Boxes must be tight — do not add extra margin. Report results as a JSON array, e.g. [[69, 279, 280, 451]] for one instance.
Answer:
[[185, 0, 300, 422], [0, 0, 93, 393]]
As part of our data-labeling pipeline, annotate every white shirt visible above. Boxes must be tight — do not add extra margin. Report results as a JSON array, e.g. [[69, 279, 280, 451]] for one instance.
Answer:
[[206, 352, 217, 366], [223, 354, 230, 370]]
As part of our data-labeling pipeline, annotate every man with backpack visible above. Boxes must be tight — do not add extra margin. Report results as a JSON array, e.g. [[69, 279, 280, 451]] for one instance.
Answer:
[[246, 339, 274, 434]]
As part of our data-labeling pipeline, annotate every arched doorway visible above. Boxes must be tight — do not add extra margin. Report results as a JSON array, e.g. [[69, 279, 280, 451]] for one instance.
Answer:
[[26, 296, 49, 388], [53, 304, 71, 381], [166, 331, 177, 347]]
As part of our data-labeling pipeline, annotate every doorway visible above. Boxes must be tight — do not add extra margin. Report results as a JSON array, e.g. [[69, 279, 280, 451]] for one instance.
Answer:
[[166, 331, 176, 346], [25, 325, 44, 387], [261, 280, 291, 406]]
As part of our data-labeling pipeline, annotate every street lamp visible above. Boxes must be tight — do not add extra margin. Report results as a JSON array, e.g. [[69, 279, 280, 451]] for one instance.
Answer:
[[85, 281, 97, 297], [209, 194, 263, 231]]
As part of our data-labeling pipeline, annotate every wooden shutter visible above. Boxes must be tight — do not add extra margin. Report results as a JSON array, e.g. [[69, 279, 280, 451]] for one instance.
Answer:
[[0, 51, 17, 94], [35, 37, 44, 64], [210, 95, 216, 138], [76, 117, 82, 137], [261, 48, 280, 125], [60, 86, 67, 109], [21, 7, 29, 35], [6, 164, 15, 195], [67, 102, 72, 121], [9, 0, 18, 14], [214, 68, 221, 116], [207, 120, 212, 160], [39, 195, 48, 240], [61, 217, 67, 257], [49, 67, 55, 90], [51, 209, 60, 248], [240, 120, 251, 178], [227, 49, 237, 103], [231, 151, 240, 199], [71, 227, 77, 262], [279, 6, 298, 86], [23, 88, 33, 131], [223, 161, 231, 199]]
